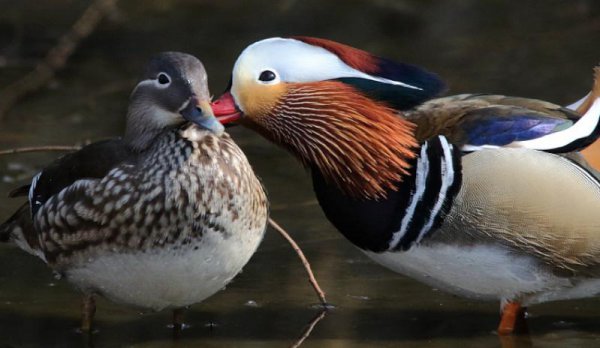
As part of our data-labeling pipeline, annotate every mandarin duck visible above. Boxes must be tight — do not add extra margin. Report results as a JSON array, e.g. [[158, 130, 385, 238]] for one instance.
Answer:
[[211, 37, 600, 335], [0, 52, 268, 331]]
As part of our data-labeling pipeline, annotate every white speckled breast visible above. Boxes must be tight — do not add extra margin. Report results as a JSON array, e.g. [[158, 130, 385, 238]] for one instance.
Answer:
[[35, 125, 268, 310]]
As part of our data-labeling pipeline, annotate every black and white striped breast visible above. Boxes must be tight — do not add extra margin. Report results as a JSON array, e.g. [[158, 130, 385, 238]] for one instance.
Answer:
[[312, 135, 462, 252]]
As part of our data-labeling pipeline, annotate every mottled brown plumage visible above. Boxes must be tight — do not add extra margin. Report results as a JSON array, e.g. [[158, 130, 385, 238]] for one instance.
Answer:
[[37, 129, 266, 271], [0, 52, 268, 330]]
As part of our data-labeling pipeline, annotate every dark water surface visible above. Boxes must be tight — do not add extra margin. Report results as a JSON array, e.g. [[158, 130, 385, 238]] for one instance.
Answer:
[[1, 0, 600, 347]]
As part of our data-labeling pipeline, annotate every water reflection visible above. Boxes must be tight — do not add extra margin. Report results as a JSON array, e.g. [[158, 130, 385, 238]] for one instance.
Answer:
[[1, 0, 600, 347]]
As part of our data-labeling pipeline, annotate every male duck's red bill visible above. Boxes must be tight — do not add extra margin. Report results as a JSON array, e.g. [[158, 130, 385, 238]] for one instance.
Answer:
[[212, 91, 242, 124]]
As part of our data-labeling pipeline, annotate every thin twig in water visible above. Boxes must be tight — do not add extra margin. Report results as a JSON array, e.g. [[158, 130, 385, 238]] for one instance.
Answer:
[[0, 145, 82, 156], [268, 217, 328, 306], [0, 0, 119, 118], [290, 309, 327, 348]]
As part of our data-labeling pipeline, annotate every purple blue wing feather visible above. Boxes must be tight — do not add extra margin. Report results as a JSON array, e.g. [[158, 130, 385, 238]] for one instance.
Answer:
[[406, 94, 582, 150]]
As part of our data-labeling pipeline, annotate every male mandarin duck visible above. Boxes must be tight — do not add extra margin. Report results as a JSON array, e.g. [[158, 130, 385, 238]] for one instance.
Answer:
[[0, 52, 268, 330], [211, 36, 600, 335]]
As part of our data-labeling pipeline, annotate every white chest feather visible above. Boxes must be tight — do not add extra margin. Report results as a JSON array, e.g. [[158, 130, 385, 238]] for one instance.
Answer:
[[364, 245, 600, 305], [66, 230, 262, 311]]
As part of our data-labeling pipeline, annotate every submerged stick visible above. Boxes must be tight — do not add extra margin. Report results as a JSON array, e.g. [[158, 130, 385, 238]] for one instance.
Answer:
[[0, 145, 81, 156], [0, 0, 119, 118], [268, 217, 328, 306], [290, 309, 327, 348]]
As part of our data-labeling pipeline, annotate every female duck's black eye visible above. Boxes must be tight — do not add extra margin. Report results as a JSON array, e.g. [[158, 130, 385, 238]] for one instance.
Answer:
[[157, 73, 170, 85], [258, 70, 276, 82]]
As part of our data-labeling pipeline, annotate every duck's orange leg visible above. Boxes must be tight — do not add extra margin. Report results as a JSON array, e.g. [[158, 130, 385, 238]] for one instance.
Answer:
[[498, 301, 527, 335]]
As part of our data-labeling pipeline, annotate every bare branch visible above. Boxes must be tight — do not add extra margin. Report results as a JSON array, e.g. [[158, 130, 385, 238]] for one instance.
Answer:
[[268, 217, 328, 306], [0, 0, 119, 118], [0, 145, 81, 156]]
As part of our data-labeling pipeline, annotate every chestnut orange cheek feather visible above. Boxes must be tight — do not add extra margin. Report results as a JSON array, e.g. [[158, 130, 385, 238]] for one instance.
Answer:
[[235, 81, 287, 122], [247, 81, 418, 199]]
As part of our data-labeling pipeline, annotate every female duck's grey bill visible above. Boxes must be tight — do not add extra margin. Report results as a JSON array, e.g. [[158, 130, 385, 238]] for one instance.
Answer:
[[180, 97, 225, 136]]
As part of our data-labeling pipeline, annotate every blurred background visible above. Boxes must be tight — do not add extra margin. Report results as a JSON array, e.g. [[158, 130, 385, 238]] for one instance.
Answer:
[[0, 0, 600, 347]]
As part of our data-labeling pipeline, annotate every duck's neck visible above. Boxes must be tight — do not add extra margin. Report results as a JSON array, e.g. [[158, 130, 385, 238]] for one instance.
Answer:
[[260, 81, 420, 200], [124, 102, 178, 152]]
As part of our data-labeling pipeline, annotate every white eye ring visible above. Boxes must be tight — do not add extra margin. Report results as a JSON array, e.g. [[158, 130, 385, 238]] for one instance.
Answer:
[[257, 69, 280, 85], [155, 72, 171, 88]]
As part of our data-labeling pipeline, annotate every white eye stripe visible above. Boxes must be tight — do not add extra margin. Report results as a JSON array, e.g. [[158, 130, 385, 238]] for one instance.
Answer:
[[132, 75, 171, 94], [236, 37, 423, 91], [131, 79, 154, 94]]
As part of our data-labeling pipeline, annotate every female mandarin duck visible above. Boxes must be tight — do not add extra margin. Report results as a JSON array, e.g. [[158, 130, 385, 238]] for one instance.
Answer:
[[0, 52, 268, 331], [211, 36, 600, 335]]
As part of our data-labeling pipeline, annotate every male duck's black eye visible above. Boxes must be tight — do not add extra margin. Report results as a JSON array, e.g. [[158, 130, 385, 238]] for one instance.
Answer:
[[157, 73, 171, 85], [258, 70, 276, 82]]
